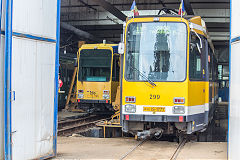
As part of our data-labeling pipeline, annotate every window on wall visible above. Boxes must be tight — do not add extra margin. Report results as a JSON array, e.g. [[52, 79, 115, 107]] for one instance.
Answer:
[[222, 65, 229, 80], [112, 54, 120, 81], [189, 32, 207, 81], [218, 65, 223, 80], [218, 64, 229, 80]]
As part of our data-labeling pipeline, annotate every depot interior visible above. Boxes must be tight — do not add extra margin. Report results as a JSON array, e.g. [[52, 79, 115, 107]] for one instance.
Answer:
[[58, 0, 229, 141]]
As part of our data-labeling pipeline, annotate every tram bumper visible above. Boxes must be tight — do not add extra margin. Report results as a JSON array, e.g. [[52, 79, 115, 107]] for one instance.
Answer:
[[79, 99, 109, 104], [122, 112, 209, 134], [123, 114, 186, 122]]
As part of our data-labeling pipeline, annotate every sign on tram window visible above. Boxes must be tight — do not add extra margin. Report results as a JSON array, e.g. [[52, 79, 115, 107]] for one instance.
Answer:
[[197, 58, 201, 71]]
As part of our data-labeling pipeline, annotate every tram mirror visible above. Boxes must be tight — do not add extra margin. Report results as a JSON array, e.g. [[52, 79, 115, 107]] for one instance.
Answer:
[[190, 43, 195, 52], [190, 42, 201, 54], [192, 30, 203, 52], [197, 43, 201, 54], [118, 42, 125, 54]]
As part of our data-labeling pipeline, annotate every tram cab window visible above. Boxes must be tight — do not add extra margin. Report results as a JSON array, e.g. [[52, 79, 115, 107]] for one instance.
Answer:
[[112, 54, 120, 81], [189, 33, 207, 81], [125, 22, 187, 82], [78, 49, 112, 82]]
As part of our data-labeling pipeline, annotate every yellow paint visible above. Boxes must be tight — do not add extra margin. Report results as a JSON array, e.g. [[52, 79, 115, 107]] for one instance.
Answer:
[[122, 81, 189, 106], [77, 81, 112, 101], [188, 81, 206, 106], [189, 16, 207, 37], [111, 81, 119, 103], [76, 43, 119, 104]]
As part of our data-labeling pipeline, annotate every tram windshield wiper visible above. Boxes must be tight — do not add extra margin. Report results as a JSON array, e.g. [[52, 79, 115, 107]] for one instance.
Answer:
[[130, 66, 157, 87]]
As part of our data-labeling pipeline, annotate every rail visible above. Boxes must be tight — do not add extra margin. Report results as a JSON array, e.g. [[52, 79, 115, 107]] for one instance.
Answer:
[[58, 115, 109, 136], [119, 138, 148, 160], [119, 137, 188, 160], [170, 138, 187, 160]]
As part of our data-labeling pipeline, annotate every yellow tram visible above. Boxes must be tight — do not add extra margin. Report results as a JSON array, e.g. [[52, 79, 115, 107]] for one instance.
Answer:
[[76, 43, 120, 113], [119, 15, 218, 139]]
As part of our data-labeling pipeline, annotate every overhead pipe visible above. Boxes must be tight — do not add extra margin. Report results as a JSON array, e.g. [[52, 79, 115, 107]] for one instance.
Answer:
[[61, 22, 102, 42]]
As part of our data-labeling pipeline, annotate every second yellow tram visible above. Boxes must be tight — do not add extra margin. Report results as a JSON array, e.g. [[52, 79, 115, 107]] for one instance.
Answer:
[[76, 43, 120, 113]]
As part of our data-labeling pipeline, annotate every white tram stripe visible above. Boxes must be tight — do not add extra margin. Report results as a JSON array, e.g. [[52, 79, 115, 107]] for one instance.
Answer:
[[189, 22, 207, 35], [122, 103, 209, 116]]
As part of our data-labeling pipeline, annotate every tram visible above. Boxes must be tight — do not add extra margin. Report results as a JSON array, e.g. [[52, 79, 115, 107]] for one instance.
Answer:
[[119, 15, 218, 139], [76, 43, 120, 113]]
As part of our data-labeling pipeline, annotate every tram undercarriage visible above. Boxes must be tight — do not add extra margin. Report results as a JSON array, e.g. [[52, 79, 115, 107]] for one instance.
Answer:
[[123, 120, 208, 140]]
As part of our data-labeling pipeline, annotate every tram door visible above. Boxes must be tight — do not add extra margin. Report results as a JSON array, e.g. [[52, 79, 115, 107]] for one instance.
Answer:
[[189, 33, 208, 127]]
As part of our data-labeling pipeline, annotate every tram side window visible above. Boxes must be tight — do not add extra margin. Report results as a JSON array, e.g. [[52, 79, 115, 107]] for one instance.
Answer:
[[189, 33, 202, 80], [112, 54, 120, 81], [208, 45, 213, 81], [213, 60, 218, 81]]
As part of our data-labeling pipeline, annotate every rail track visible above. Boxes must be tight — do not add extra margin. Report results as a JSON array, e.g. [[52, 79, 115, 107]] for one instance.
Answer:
[[58, 115, 109, 136], [119, 137, 188, 160]]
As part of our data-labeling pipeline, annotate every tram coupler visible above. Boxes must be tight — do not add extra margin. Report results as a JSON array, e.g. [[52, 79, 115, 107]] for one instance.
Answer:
[[136, 128, 163, 140]]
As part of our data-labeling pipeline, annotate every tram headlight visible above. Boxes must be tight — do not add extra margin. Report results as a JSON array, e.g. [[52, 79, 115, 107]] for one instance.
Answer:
[[103, 90, 110, 99], [78, 93, 84, 99], [125, 104, 136, 113], [78, 90, 84, 99], [103, 94, 110, 99], [173, 106, 185, 114]]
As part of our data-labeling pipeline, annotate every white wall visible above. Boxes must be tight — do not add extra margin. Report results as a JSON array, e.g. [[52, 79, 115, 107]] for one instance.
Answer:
[[0, 35, 5, 160], [9, 0, 58, 159], [13, 0, 57, 39], [11, 37, 56, 160], [0, 0, 58, 159], [0, 0, 5, 158], [229, 0, 240, 159], [231, 0, 240, 39]]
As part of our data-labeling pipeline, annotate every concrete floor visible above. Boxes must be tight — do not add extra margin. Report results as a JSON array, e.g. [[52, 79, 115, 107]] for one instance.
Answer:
[[55, 137, 227, 160]]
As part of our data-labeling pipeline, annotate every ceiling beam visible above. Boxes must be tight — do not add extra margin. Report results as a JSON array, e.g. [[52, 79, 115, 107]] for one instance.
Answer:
[[159, 0, 167, 7], [78, 0, 97, 11], [61, 1, 230, 10], [91, 0, 127, 21], [212, 40, 229, 47]]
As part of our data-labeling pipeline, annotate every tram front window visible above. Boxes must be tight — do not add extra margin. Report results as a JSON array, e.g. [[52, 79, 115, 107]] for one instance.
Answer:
[[78, 49, 112, 82], [125, 22, 187, 82]]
